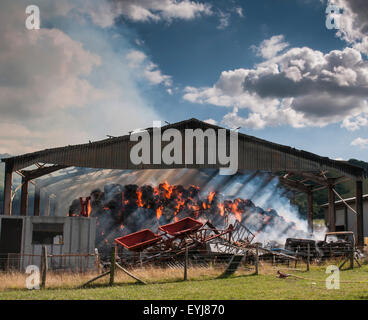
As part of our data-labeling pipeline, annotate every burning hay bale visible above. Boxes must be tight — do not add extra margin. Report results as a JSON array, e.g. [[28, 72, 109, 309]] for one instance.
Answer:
[[68, 181, 312, 259]]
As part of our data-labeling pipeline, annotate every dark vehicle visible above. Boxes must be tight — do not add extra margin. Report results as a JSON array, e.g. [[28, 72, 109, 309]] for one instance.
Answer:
[[316, 232, 355, 259], [284, 238, 318, 258], [285, 232, 355, 260]]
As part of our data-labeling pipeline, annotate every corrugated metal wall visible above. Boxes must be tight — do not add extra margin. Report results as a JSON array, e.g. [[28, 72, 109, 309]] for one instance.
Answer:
[[0, 215, 96, 271]]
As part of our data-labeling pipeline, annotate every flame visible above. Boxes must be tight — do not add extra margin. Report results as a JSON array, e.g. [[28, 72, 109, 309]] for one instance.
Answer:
[[153, 186, 159, 196], [75, 180, 308, 249], [217, 203, 224, 216], [137, 190, 143, 207], [157, 207, 162, 220], [234, 211, 242, 222], [208, 191, 215, 204], [175, 197, 185, 213], [87, 200, 92, 217], [161, 181, 173, 199]]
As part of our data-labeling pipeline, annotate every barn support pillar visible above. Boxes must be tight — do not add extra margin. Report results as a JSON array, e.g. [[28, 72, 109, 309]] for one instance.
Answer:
[[3, 161, 14, 216], [328, 183, 336, 232], [307, 191, 313, 233], [44, 193, 50, 216], [356, 180, 364, 246], [20, 177, 29, 216], [34, 185, 40, 216], [53, 196, 58, 216]]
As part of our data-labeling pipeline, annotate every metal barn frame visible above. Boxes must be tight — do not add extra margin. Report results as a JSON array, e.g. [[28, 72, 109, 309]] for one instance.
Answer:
[[1, 118, 366, 245]]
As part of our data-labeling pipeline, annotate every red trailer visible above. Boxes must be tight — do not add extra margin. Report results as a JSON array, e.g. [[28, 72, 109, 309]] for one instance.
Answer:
[[159, 217, 203, 237], [115, 229, 162, 251]]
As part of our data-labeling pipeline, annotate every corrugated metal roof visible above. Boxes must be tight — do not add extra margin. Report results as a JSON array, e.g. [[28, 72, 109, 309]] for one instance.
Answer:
[[1, 118, 366, 179]]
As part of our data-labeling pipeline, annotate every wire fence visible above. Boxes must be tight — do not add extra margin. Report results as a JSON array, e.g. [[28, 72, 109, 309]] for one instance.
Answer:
[[0, 243, 364, 291], [110, 241, 360, 276], [0, 242, 359, 274], [0, 240, 361, 281], [0, 253, 99, 273]]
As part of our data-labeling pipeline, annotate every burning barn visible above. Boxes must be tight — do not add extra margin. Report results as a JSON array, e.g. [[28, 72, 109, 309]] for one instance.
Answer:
[[0, 118, 366, 270], [68, 178, 311, 259]]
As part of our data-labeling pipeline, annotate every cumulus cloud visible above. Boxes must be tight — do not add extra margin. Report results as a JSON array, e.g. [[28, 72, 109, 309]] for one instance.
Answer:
[[77, 0, 212, 27], [341, 114, 368, 131], [27, 0, 212, 28], [126, 50, 172, 87], [0, 2, 104, 121], [182, 1, 368, 131], [351, 137, 368, 148], [126, 50, 147, 67], [183, 34, 368, 130], [203, 118, 217, 125], [251, 35, 289, 59], [0, 0, 161, 154], [329, 0, 368, 55]]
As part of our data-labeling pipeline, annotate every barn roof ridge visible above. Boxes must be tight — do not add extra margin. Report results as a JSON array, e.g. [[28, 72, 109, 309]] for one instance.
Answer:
[[1, 118, 365, 179]]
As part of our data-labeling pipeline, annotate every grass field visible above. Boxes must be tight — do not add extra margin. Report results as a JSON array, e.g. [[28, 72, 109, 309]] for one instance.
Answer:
[[0, 262, 367, 300]]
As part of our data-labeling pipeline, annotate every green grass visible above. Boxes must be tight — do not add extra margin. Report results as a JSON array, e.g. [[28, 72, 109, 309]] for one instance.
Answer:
[[1, 264, 368, 300]]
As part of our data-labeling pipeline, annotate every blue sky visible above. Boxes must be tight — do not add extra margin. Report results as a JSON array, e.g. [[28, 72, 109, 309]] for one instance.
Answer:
[[1, 0, 368, 162]]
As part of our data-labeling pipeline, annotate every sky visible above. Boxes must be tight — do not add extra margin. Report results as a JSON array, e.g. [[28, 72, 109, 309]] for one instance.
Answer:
[[1, 0, 368, 162]]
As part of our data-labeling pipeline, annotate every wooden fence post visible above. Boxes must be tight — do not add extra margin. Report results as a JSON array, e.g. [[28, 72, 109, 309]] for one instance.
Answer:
[[350, 243, 354, 269], [41, 245, 48, 289], [294, 250, 298, 268], [109, 245, 116, 286], [255, 244, 259, 275], [307, 243, 310, 272], [184, 243, 188, 281]]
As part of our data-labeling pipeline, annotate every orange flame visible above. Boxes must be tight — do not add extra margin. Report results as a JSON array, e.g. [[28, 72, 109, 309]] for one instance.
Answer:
[[137, 190, 143, 207], [157, 207, 163, 220], [217, 203, 224, 216], [231, 199, 242, 222], [162, 181, 173, 199], [87, 200, 92, 217], [208, 191, 215, 204]]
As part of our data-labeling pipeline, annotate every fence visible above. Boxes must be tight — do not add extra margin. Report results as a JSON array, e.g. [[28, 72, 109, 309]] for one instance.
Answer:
[[115, 240, 357, 266], [0, 252, 99, 273], [0, 242, 362, 290], [78, 240, 362, 288]]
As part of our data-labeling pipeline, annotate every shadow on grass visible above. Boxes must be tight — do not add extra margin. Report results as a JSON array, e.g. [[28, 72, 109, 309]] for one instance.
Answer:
[[79, 271, 260, 290]]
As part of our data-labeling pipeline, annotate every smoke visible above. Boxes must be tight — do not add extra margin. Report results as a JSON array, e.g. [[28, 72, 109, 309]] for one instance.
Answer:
[[63, 169, 327, 257], [0, 0, 162, 155]]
